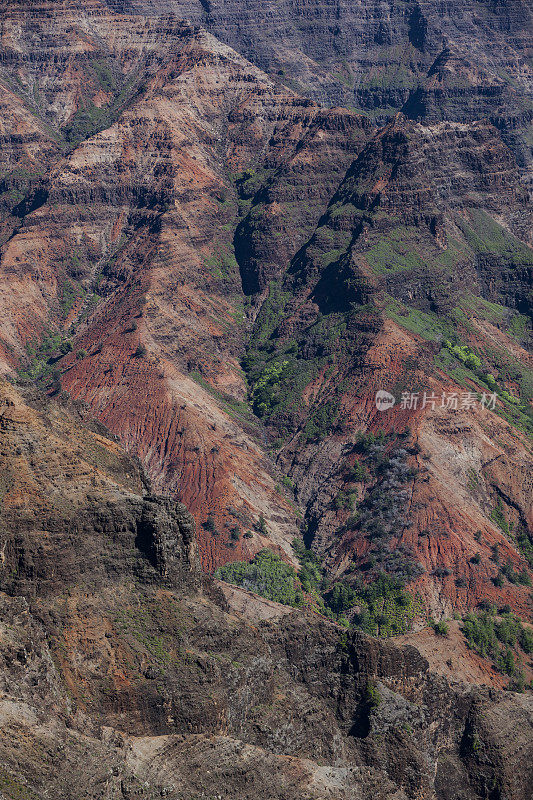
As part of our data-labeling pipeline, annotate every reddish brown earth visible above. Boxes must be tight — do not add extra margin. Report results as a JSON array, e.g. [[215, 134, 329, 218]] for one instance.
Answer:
[[0, 378, 532, 799], [397, 619, 533, 690], [0, 0, 531, 616], [0, 4, 532, 796], [0, 1, 373, 571], [304, 325, 533, 618]]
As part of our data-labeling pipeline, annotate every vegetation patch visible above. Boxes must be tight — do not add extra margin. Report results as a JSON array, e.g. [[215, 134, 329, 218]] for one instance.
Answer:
[[16, 332, 72, 384], [364, 226, 426, 275], [243, 281, 376, 442], [348, 436, 423, 581], [0, 767, 41, 800], [461, 609, 533, 689], [292, 534, 423, 636], [324, 574, 425, 636], [63, 103, 115, 147], [456, 210, 533, 266], [386, 299, 455, 342], [114, 604, 178, 666], [215, 549, 304, 607]]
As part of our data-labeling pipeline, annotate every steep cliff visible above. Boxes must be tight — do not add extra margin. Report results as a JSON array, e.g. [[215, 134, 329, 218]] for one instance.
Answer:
[[0, 380, 532, 799], [238, 113, 533, 616], [105, 0, 533, 177], [0, 1, 531, 614]]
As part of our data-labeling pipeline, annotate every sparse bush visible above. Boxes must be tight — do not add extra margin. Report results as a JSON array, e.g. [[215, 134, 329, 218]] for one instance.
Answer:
[[461, 610, 531, 676], [501, 562, 520, 584], [517, 568, 531, 586], [229, 525, 241, 541], [254, 514, 268, 535], [281, 475, 294, 490], [346, 461, 368, 481], [364, 681, 381, 708], [203, 515, 217, 533], [334, 490, 354, 511]]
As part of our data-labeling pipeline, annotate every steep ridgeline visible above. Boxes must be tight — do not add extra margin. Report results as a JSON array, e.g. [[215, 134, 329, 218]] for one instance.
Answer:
[[0, 1, 372, 571], [104, 0, 533, 179], [240, 114, 533, 618], [0, 380, 532, 799], [0, 0, 531, 621]]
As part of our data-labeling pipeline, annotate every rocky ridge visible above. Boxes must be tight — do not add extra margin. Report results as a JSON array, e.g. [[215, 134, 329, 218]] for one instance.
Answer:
[[0, 2, 531, 618], [0, 380, 532, 799], [108, 0, 533, 179]]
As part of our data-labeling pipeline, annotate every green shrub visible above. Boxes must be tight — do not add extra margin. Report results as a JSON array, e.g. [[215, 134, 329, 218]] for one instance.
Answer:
[[292, 538, 324, 593], [496, 646, 516, 676], [444, 341, 482, 370], [250, 360, 290, 417], [254, 514, 268, 535], [334, 490, 355, 511], [344, 574, 422, 636], [229, 525, 241, 541], [215, 549, 303, 607], [461, 610, 531, 675], [517, 568, 531, 586], [327, 583, 357, 614], [364, 681, 381, 708], [347, 461, 368, 481], [64, 103, 114, 146]]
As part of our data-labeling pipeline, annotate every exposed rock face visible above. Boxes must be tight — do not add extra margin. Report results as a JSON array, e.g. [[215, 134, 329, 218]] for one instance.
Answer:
[[0, 2, 532, 798], [0, 0, 375, 572], [323, 115, 532, 313], [105, 0, 533, 177], [0, 382, 532, 799], [237, 113, 533, 615], [0, 380, 200, 596], [0, 2, 531, 613]]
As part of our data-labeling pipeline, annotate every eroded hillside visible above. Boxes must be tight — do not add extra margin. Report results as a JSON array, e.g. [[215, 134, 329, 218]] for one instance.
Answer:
[[0, 3, 533, 795], [0, 380, 532, 799], [0, 1, 531, 621]]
